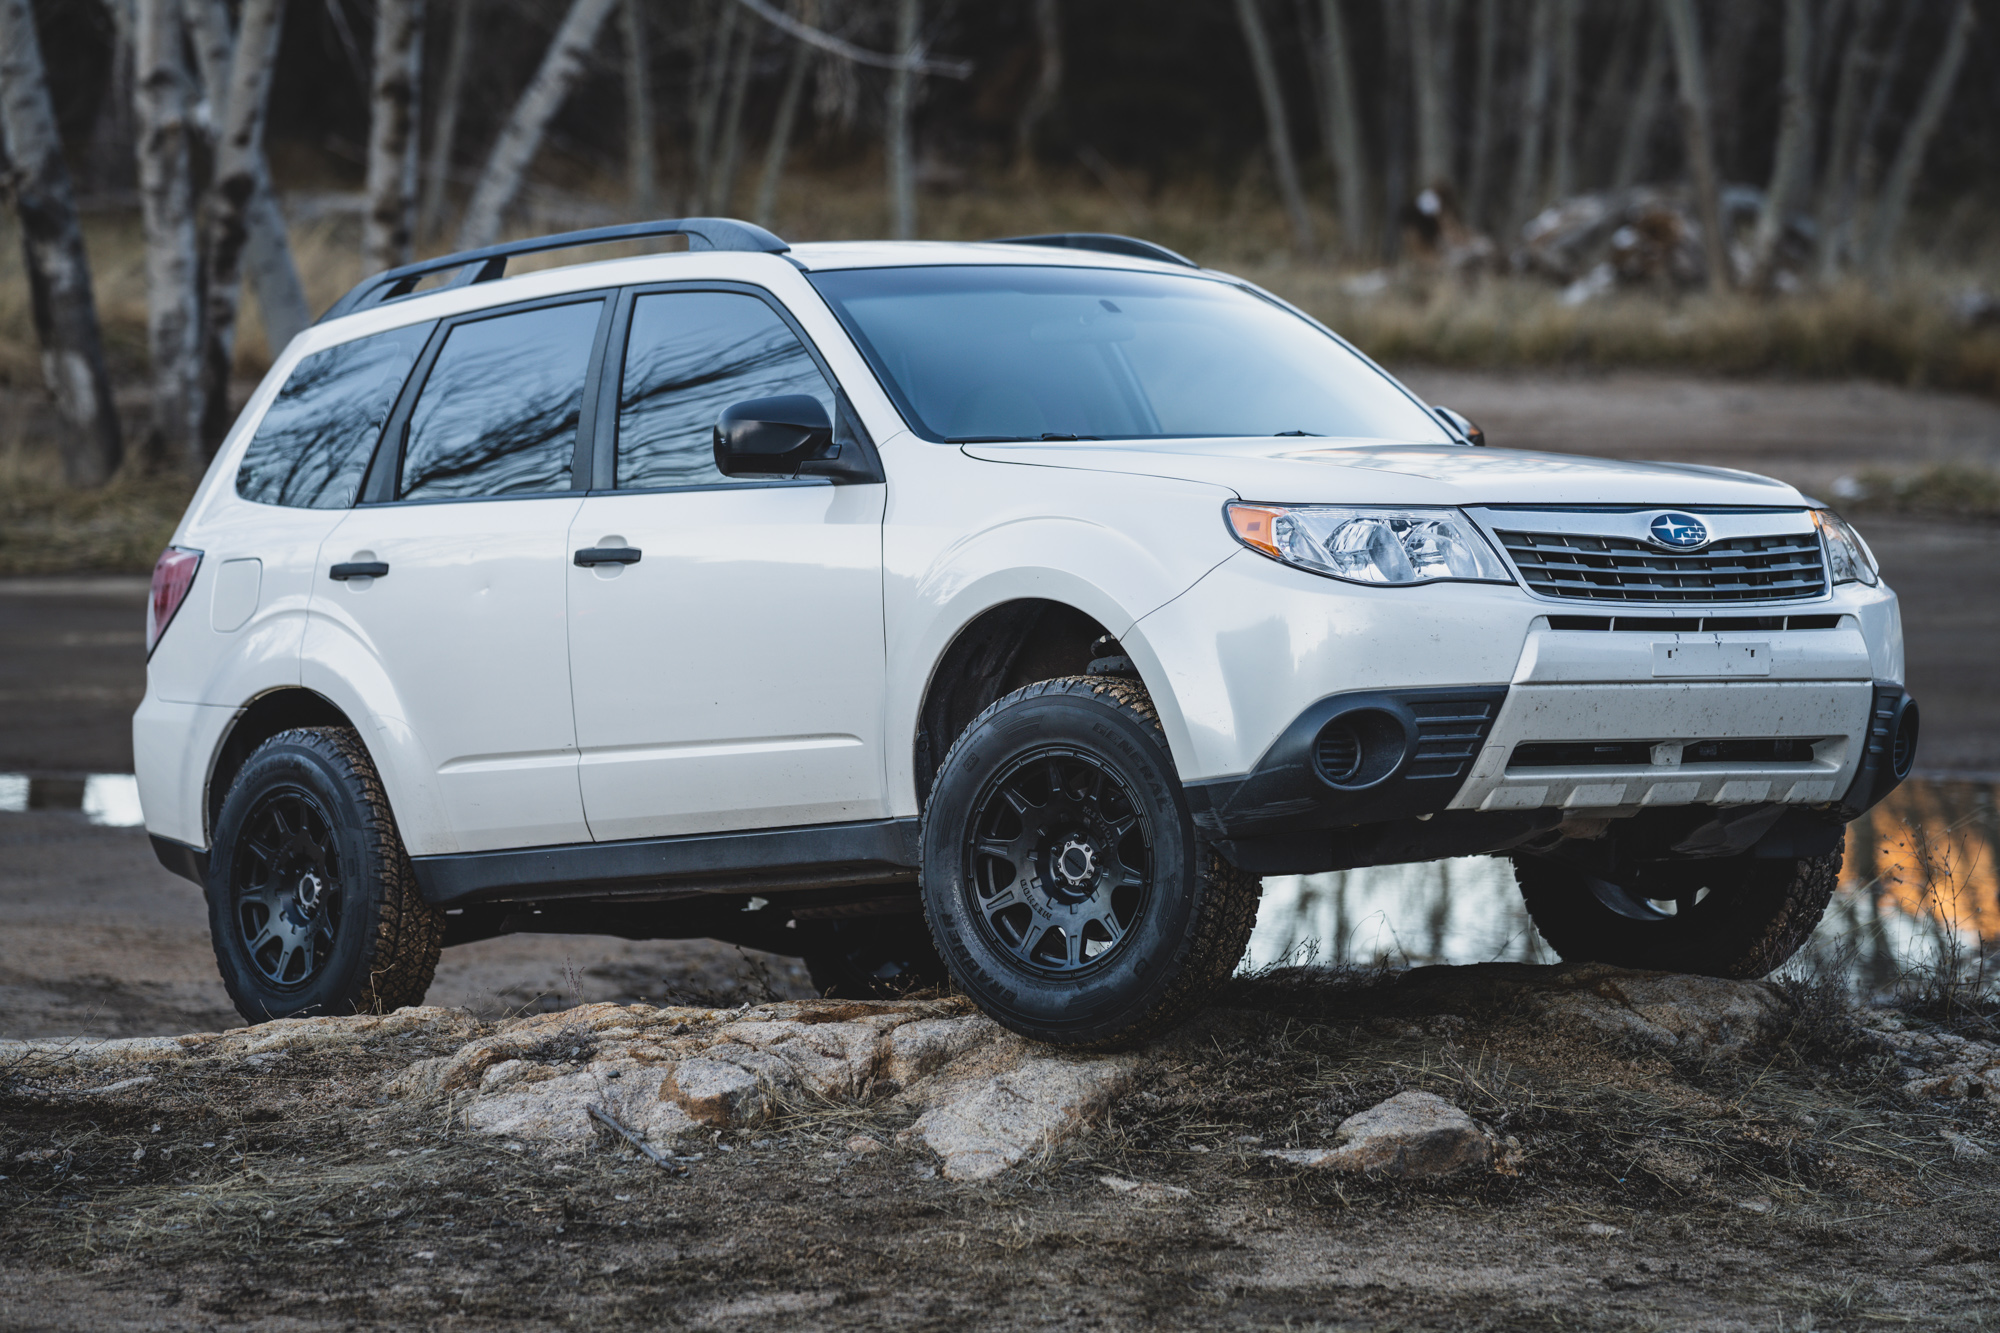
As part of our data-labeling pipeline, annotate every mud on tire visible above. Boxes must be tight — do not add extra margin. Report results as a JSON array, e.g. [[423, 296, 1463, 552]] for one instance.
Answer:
[[207, 726, 443, 1022], [1511, 848, 1842, 978], [919, 675, 1262, 1049]]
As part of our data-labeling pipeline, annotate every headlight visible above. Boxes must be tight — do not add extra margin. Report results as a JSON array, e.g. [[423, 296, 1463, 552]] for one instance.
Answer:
[[1810, 509, 1879, 587], [1226, 503, 1514, 586]]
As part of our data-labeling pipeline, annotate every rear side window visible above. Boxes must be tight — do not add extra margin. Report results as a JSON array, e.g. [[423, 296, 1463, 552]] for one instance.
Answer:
[[398, 300, 602, 501], [615, 291, 834, 489], [235, 321, 432, 508]]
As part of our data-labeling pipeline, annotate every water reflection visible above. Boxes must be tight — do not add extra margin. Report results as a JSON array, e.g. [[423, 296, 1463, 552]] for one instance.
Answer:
[[1243, 778, 1999, 991]]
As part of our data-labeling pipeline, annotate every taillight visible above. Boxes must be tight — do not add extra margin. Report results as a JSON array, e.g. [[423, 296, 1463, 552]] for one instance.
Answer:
[[146, 546, 203, 657]]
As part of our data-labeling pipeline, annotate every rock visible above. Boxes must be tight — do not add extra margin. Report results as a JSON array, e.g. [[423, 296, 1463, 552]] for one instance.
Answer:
[[1266, 1091, 1494, 1178], [1099, 1174, 1190, 1201], [463, 1066, 696, 1147], [1941, 1129, 1993, 1163], [1529, 967, 1793, 1053], [845, 1135, 884, 1154], [664, 1055, 780, 1128], [907, 1047, 1141, 1181]]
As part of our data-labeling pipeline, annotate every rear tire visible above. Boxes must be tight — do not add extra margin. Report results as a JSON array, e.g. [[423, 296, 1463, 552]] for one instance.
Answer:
[[207, 727, 443, 1022], [920, 676, 1262, 1049], [1511, 848, 1841, 978]]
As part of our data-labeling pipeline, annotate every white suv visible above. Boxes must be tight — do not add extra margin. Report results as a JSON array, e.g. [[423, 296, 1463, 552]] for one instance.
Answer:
[[135, 218, 1916, 1047]]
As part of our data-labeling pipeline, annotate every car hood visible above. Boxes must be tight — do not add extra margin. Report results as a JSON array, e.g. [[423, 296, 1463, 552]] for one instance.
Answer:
[[960, 438, 1807, 508]]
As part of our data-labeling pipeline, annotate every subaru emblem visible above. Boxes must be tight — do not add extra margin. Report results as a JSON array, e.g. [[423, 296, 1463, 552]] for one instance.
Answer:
[[1649, 512, 1710, 549]]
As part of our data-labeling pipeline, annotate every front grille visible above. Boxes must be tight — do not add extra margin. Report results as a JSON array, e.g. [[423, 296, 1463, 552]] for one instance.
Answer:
[[1405, 696, 1502, 781], [1496, 529, 1827, 604]]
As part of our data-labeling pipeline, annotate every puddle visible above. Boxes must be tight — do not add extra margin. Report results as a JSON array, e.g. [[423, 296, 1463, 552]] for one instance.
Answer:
[[1244, 777, 2000, 994], [0, 773, 145, 826]]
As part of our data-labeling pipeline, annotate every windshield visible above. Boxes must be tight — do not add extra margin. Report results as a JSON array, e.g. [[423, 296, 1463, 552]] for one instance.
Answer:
[[808, 265, 1451, 444]]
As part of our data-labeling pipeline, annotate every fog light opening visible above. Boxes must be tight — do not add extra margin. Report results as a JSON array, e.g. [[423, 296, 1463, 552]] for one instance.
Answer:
[[1891, 700, 1919, 781], [1312, 709, 1408, 789]]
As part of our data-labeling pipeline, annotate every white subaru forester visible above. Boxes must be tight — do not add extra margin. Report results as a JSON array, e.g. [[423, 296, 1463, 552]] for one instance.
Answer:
[[135, 218, 1916, 1048]]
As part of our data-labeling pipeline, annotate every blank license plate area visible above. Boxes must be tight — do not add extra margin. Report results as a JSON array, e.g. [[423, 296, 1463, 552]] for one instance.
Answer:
[[1652, 640, 1772, 677]]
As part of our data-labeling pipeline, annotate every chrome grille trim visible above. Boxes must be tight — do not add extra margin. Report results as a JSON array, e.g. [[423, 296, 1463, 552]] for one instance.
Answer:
[[1493, 529, 1829, 604]]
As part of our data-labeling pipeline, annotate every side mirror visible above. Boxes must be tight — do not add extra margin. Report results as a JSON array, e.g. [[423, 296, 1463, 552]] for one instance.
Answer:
[[1432, 405, 1485, 447], [714, 394, 833, 477]]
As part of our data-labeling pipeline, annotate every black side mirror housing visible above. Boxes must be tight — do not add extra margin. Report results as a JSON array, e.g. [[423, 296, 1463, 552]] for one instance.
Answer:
[[712, 394, 884, 484], [1432, 405, 1486, 447]]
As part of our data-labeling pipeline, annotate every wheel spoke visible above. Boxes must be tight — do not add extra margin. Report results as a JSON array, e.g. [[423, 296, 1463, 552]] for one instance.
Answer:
[[1000, 784, 1039, 816]]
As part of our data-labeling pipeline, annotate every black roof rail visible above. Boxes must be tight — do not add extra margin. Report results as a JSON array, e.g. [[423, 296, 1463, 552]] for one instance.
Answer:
[[317, 216, 790, 324], [987, 232, 1199, 269]]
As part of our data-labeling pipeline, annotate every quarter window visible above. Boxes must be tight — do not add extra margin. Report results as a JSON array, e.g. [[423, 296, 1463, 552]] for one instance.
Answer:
[[399, 300, 602, 501], [615, 291, 834, 490], [235, 321, 432, 508]]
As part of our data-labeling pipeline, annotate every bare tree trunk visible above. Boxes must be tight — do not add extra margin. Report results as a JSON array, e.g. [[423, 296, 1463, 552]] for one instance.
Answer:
[[1508, 0, 1554, 233], [0, 0, 124, 485], [364, 0, 425, 273], [418, 0, 474, 238], [1377, 0, 1409, 261], [1862, 0, 1974, 275], [1463, 0, 1497, 228], [1814, 0, 1878, 278], [623, 0, 656, 215], [1611, 13, 1666, 191], [1749, 0, 1813, 289], [1660, 0, 1730, 292], [753, 14, 813, 224], [457, 0, 620, 250], [1408, 0, 1449, 190], [710, 18, 755, 213], [690, 0, 740, 213], [1549, 0, 1579, 200], [885, 0, 919, 238], [1318, 0, 1369, 257], [86, 3, 139, 197], [183, 0, 308, 354], [1583, 0, 1646, 186], [133, 0, 203, 471], [1235, 0, 1315, 255], [1704, 0, 1759, 183], [197, 0, 285, 456], [1013, 0, 1061, 178]]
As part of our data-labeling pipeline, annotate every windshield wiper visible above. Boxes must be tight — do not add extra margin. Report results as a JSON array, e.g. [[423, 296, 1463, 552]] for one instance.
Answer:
[[1273, 429, 1320, 437], [947, 435, 1034, 443]]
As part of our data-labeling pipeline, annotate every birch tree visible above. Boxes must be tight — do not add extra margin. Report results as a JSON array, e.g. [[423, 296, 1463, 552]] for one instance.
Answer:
[[419, 0, 474, 237], [1610, 18, 1666, 193], [133, 0, 203, 470], [711, 22, 756, 213], [197, 0, 285, 455], [1508, 0, 1554, 233], [1862, 0, 1976, 275], [886, 0, 920, 238], [0, 0, 124, 485], [457, 0, 620, 251], [754, 5, 816, 224], [1815, 0, 1881, 279], [364, 0, 425, 273], [1318, 0, 1369, 257], [1407, 0, 1450, 191], [1549, 0, 1579, 201], [1013, 0, 1061, 178], [1748, 0, 1813, 289], [1235, 0, 1315, 255], [689, 0, 740, 213], [623, 0, 657, 216], [1660, 0, 1730, 292]]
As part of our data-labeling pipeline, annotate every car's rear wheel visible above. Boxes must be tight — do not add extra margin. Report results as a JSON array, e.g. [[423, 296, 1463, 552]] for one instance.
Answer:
[[920, 676, 1262, 1049], [207, 727, 443, 1022], [1510, 848, 1842, 978]]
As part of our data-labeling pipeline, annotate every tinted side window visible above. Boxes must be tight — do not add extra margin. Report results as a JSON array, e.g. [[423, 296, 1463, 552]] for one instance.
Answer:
[[616, 292, 834, 489], [399, 300, 602, 500], [235, 322, 432, 509]]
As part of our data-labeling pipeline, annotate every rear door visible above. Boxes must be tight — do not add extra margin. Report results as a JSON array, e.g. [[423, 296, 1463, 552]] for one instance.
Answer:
[[304, 295, 612, 853], [565, 285, 888, 842]]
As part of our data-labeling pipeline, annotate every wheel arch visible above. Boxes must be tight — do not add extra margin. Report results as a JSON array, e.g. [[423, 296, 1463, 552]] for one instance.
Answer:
[[204, 688, 356, 840]]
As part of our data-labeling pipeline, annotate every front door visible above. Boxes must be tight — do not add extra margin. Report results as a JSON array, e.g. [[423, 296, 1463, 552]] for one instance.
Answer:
[[304, 297, 608, 853], [566, 287, 888, 842]]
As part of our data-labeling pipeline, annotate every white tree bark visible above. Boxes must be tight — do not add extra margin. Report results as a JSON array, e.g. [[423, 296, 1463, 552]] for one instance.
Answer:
[[364, 0, 425, 273], [623, 0, 657, 216], [1863, 0, 1975, 275], [886, 0, 919, 238], [0, 0, 124, 485], [710, 18, 756, 213], [457, 0, 620, 250], [1235, 0, 1315, 255], [133, 0, 203, 472], [1508, 0, 1554, 233], [1815, 0, 1881, 279], [419, 0, 475, 238], [1659, 0, 1730, 292], [1749, 0, 1814, 289], [183, 0, 308, 353], [197, 0, 285, 455], [1013, 0, 1061, 177]]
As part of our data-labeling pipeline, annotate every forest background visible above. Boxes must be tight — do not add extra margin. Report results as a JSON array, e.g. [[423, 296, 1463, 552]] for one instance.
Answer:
[[3, 0, 1999, 570]]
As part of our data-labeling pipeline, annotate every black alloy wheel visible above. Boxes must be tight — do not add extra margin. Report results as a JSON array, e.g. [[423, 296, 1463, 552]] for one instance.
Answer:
[[921, 676, 1262, 1049], [208, 727, 443, 1022]]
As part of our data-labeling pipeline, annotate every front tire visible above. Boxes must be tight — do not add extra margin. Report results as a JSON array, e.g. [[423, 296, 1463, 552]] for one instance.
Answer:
[[920, 676, 1262, 1049], [1511, 848, 1842, 978], [207, 727, 443, 1022]]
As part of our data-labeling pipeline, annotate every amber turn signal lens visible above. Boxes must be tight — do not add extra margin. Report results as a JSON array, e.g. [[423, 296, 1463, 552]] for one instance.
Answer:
[[1226, 503, 1287, 558]]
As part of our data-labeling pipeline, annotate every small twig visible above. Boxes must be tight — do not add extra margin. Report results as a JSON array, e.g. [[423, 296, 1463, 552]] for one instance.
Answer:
[[587, 1105, 686, 1175], [728, 0, 973, 78]]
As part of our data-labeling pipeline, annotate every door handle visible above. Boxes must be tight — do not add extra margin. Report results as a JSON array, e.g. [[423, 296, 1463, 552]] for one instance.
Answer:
[[574, 547, 642, 567], [329, 562, 389, 580]]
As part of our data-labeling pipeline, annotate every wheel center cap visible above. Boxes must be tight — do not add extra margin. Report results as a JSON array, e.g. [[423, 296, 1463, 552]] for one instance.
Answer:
[[296, 871, 323, 910], [1056, 839, 1096, 887]]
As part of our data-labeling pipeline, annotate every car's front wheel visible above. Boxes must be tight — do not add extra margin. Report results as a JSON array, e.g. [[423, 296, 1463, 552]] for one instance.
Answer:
[[1510, 848, 1842, 978], [920, 676, 1262, 1049], [207, 727, 443, 1022]]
